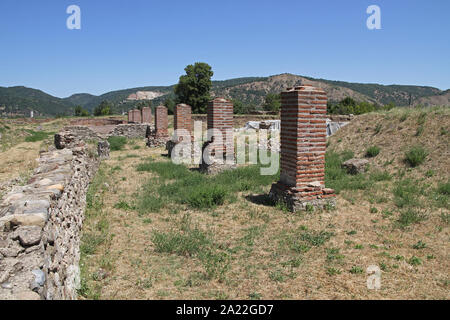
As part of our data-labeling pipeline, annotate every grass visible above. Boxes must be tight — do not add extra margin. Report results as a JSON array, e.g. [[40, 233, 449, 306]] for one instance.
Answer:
[[151, 214, 231, 281], [393, 178, 424, 208], [325, 150, 373, 194], [404, 146, 428, 167], [396, 208, 428, 229], [365, 146, 380, 158], [137, 159, 279, 210], [79, 165, 113, 299], [75, 108, 449, 299], [108, 136, 127, 151], [24, 129, 54, 142]]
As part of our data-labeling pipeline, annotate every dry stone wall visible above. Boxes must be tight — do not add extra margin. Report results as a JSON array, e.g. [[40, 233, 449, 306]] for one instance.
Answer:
[[109, 123, 152, 139], [0, 136, 105, 299]]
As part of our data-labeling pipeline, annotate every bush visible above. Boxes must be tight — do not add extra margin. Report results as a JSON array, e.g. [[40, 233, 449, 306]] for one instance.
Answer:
[[404, 146, 428, 167], [366, 146, 380, 158], [108, 136, 127, 151]]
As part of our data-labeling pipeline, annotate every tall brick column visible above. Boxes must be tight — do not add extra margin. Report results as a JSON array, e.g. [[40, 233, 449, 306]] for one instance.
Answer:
[[141, 107, 152, 124], [269, 86, 335, 211], [200, 97, 236, 174], [132, 109, 142, 123], [166, 104, 192, 156], [128, 110, 133, 123], [147, 106, 169, 147]]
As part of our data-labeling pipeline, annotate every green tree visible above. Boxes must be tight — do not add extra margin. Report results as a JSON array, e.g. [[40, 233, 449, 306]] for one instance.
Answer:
[[74, 105, 83, 116], [74, 105, 90, 117], [233, 99, 245, 114], [94, 100, 112, 116], [174, 62, 214, 114], [136, 101, 151, 111], [263, 93, 281, 112], [163, 97, 176, 115]]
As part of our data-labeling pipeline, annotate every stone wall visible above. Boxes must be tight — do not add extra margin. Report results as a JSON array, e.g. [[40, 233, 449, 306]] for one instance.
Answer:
[[55, 126, 102, 149], [69, 119, 125, 126], [0, 138, 105, 299], [109, 123, 152, 139]]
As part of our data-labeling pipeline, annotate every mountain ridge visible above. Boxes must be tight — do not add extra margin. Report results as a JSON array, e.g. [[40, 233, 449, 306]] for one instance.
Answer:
[[1, 73, 448, 116]]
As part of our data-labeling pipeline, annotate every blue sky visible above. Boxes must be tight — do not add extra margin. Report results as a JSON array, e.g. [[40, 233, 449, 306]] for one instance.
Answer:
[[0, 0, 449, 98]]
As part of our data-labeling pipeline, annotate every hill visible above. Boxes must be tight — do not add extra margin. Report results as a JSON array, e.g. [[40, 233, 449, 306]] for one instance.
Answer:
[[0, 86, 73, 116], [1, 74, 448, 116]]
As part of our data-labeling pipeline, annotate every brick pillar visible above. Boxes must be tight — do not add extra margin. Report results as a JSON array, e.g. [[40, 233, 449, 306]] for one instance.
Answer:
[[147, 106, 169, 147], [128, 110, 133, 123], [141, 107, 152, 124], [173, 104, 192, 134], [155, 106, 169, 138], [132, 109, 142, 123], [269, 85, 335, 211], [200, 97, 235, 174], [166, 104, 192, 156]]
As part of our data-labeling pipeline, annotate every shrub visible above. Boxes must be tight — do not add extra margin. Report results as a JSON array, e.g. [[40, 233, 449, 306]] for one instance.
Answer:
[[412, 240, 427, 249], [408, 256, 422, 266], [404, 146, 428, 167], [366, 146, 380, 158], [374, 123, 382, 134], [349, 266, 364, 274], [108, 136, 127, 151]]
